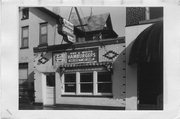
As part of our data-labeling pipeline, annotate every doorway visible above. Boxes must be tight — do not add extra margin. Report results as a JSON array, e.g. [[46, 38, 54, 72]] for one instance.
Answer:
[[137, 62, 163, 110], [45, 73, 55, 105]]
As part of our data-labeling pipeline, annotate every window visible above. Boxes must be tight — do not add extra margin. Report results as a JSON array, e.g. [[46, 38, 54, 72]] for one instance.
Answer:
[[98, 72, 112, 93], [21, 26, 29, 48], [46, 73, 55, 87], [39, 23, 48, 46], [19, 63, 28, 84], [80, 73, 93, 93], [22, 8, 29, 20], [62, 71, 112, 96], [64, 73, 76, 93]]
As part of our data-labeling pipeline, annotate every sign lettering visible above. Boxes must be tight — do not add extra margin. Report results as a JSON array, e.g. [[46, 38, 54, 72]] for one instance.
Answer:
[[67, 48, 98, 63]]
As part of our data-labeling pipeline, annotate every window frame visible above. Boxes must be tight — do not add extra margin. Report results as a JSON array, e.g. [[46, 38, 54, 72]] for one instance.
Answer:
[[39, 22, 48, 46], [21, 26, 29, 49], [79, 72, 94, 95], [63, 73, 76, 95], [21, 8, 29, 20], [62, 70, 112, 96], [97, 71, 112, 95]]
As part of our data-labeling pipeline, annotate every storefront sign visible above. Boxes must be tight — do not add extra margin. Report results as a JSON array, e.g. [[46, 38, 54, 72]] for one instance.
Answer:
[[62, 19, 76, 43], [53, 53, 66, 64], [63, 19, 74, 31], [67, 48, 98, 63]]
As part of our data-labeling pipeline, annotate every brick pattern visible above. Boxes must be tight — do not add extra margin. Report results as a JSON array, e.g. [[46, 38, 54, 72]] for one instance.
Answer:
[[126, 7, 146, 26]]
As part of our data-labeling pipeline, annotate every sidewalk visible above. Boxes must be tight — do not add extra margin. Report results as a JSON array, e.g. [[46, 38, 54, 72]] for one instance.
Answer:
[[19, 103, 125, 110]]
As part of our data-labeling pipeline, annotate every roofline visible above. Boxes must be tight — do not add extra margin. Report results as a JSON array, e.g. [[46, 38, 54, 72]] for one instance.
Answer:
[[35, 7, 60, 20], [33, 36, 125, 53]]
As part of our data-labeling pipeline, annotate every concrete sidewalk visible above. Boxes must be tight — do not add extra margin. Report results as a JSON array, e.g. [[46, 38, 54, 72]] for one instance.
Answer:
[[19, 103, 125, 110]]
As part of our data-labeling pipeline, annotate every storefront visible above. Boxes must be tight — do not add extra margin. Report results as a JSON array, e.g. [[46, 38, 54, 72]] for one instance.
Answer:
[[33, 37, 126, 109]]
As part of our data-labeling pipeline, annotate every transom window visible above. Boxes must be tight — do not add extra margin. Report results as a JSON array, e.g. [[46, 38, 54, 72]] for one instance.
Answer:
[[21, 26, 29, 48], [39, 23, 48, 46], [62, 71, 112, 96]]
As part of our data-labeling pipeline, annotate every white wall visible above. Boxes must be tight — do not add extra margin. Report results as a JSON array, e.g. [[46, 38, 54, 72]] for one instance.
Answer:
[[54, 42, 126, 107], [19, 7, 63, 102]]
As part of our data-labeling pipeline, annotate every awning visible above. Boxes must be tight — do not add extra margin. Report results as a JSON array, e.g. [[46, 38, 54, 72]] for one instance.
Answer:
[[129, 21, 163, 65], [59, 61, 112, 68]]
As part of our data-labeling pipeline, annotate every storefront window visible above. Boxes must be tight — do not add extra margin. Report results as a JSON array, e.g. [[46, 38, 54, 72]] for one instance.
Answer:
[[80, 73, 93, 93], [64, 74, 76, 93], [98, 72, 112, 93], [62, 71, 112, 96]]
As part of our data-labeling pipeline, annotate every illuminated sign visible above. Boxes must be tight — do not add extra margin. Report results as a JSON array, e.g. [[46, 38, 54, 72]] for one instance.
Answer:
[[67, 48, 98, 63]]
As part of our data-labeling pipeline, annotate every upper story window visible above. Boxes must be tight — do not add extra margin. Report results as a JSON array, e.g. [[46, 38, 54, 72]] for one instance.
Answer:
[[22, 8, 29, 20], [39, 23, 48, 46], [21, 26, 29, 48]]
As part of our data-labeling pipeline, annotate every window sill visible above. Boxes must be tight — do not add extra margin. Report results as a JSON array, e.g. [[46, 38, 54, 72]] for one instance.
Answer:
[[38, 43, 48, 47], [61, 94, 113, 98], [20, 47, 29, 49], [21, 18, 29, 20]]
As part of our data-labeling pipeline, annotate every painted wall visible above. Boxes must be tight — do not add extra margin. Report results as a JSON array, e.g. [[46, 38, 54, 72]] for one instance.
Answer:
[[19, 8, 63, 90], [125, 24, 152, 110], [50, 43, 126, 107]]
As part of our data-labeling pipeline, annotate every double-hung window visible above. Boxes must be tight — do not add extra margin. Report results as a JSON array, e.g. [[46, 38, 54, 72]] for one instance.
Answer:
[[39, 23, 48, 46], [21, 26, 29, 48], [63, 71, 112, 96]]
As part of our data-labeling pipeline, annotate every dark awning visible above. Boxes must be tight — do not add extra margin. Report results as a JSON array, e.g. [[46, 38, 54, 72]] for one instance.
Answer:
[[129, 21, 163, 65]]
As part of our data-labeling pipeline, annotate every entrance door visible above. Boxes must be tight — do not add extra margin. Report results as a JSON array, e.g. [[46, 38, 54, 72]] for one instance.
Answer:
[[45, 73, 55, 105], [137, 62, 163, 110]]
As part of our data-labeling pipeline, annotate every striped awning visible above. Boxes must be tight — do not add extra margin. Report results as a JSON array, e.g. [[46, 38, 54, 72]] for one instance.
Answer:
[[59, 61, 112, 68]]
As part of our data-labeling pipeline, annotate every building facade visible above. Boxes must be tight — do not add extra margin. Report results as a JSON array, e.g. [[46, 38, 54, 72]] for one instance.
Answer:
[[19, 7, 163, 110], [19, 7, 63, 103], [33, 11, 126, 109]]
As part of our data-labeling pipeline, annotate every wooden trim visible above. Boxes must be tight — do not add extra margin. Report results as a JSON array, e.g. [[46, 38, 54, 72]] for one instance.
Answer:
[[33, 37, 125, 53]]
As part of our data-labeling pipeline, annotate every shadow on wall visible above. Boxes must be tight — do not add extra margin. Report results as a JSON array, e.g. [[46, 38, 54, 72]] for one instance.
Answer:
[[20, 71, 35, 103]]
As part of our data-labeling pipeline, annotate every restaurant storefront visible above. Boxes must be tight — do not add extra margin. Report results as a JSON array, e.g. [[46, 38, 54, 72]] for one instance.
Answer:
[[33, 37, 126, 109]]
